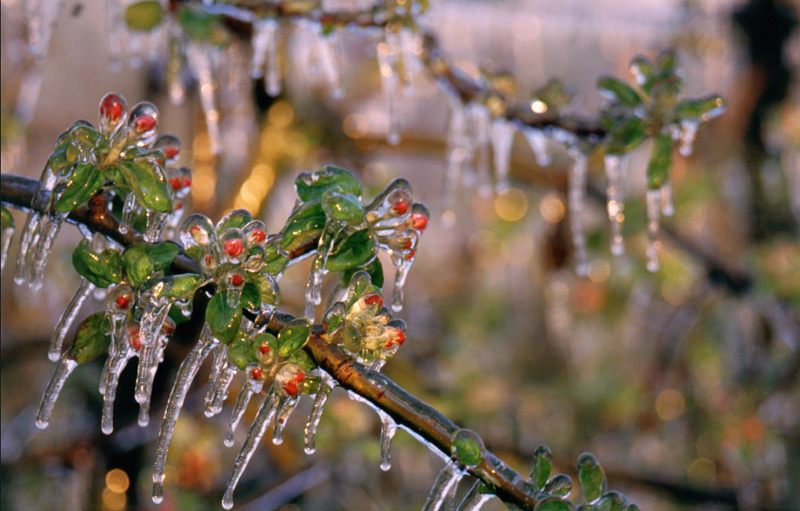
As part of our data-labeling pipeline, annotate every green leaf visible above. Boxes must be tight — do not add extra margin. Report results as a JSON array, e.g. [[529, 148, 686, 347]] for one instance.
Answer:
[[206, 292, 242, 344], [544, 474, 572, 498], [597, 77, 642, 107], [326, 229, 376, 272], [117, 160, 172, 212], [122, 242, 180, 286], [54, 164, 104, 213], [595, 491, 628, 511], [343, 258, 383, 288], [674, 95, 725, 121], [295, 165, 362, 202], [216, 209, 253, 235], [577, 453, 607, 504], [69, 312, 111, 363], [288, 349, 316, 372], [125, 0, 164, 32], [321, 190, 366, 225], [530, 445, 553, 490], [72, 239, 123, 288], [1, 206, 14, 230], [156, 273, 205, 300], [246, 272, 279, 309], [227, 333, 261, 370], [241, 281, 260, 310], [277, 318, 311, 358], [605, 117, 648, 155], [280, 201, 326, 256], [450, 429, 484, 468], [646, 133, 673, 189], [534, 497, 574, 511], [178, 5, 227, 44]]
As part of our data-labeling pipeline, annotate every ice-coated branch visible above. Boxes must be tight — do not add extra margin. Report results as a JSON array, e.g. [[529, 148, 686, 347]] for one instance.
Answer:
[[0, 172, 536, 509]]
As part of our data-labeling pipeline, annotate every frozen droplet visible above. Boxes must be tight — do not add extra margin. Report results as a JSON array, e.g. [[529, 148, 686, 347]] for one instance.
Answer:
[[604, 154, 627, 256], [567, 147, 589, 275], [524, 128, 551, 167], [152, 328, 217, 502], [456, 481, 494, 511], [378, 410, 397, 471], [421, 461, 464, 511], [225, 377, 263, 447], [660, 181, 674, 216], [48, 278, 95, 362], [118, 193, 136, 235], [271, 395, 299, 445], [29, 213, 65, 290], [304, 371, 335, 455], [646, 189, 662, 273], [377, 39, 401, 145], [304, 253, 328, 319], [222, 390, 280, 510], [490, 119, 515, 193], [35, 355, 78, 429], [679, 120, 698, 157], [185, 43, 221, 155]]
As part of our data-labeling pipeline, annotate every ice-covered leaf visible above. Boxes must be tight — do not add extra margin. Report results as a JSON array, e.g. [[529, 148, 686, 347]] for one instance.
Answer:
[[595, 491, 628, 511], [322, 190, 366, 225], [117, 160, 172, 213], [72, 239, 123, 288], [530, 445, 553, 490], [326, 229, 376, 272], [534, 497, 574, 511], [122, 242, 180, 286], [605, 117, 647, 155], [125, 0, 164, 32], [206, 292, 242, 344], [281, 202, 326, 256], [68, 312, 111, 363], [343, 258, 384, 288], [216, 209, 253, 235], [577, 453, 607, 504], [674, 95, 725, 122], [646, 133, 673, 190], [450, 429, 484, 468], [54, 164, 104, 213], [598, 77, 642, 107], [295, 166, 362, 202], [543, 474, 572, 497], [277, 318, 311, 358]]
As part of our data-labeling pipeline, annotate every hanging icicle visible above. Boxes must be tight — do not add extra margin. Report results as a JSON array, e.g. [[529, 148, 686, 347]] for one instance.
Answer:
[[567, 147, 589, 275], [0, 213, 13, 272], [443, 96, 469, 215], [316, 31, 343, 99], [251, 18, 281, 96], [490, 119, 515, 193], [376, 35, 401, 145], [48, 278, 96, 362], [456, 481, 495, 511], [271, 395, 299, 445], [523, 128, 552, 167], [466, 103, 492, 195], [303, 370, 335, 455], [645, 189, 662, 272], [35, 355, 79, 430], [603, 154, 627, 256], [185, 43, 221, 154], [660, 181, 675, 216], [421, 461, 464, 511], [225, 375, 263, 448]]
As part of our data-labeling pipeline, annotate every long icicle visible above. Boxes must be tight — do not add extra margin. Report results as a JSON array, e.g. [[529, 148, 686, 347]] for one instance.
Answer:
[[118, 193, 136, 235], [604, 154, 626, 256], [376, 37, 401, 145], [567, 147, 589, 276], [204, 344, 234, 417], [421, 461, 464, 511], [152, 328, 217, 503], [185, 43, 221, 154], [14, 211, 42, 285], [490, 119, 515, 193], [29, 213, 65, 290], [456, 481, 494, 511], [48, 277, 95, 361], [467, 103, 491, 195], [645, 188, 662, 272], [304, 371, 335, 454], [101, 344, 134, 434], [221, 389, 280, 510], [271, 395, 299, 445], [34, 355, 79, 429], [378, 409, 398, 471], [136, 334, 165, 427], [224, 377, 263, 447]]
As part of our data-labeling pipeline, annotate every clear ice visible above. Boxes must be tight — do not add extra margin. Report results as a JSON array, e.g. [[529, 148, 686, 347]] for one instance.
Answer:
[[377, 38, 401, 145], [567, 147, 589, 275], [304, 371, 335, 455], [646, 189, 662, 272], [604, 154, 627, 256], [490, 119, 515, 193], [185, 43, 221, 154], [456, 481, 494, 511], [35, 355, 78, 429], [225, 377, 263, 448], [421, 461, 464, 511], [524, 128, 552, 167], [48, 278, 95, 362]]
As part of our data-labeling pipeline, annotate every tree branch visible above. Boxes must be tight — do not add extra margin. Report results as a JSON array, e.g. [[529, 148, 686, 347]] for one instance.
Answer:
[[0, 173, 537, 509]]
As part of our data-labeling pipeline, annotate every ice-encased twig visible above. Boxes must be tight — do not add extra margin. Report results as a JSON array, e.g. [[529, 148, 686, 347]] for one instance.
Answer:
[[35, 355, 78, 429], [221, 389, 280, 510], [48, 278, 95, 362], [152, 328, 217, 503]]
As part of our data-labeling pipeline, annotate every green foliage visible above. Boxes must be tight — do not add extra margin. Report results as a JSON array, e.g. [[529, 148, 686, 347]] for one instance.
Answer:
[[72, 239, 123, 288], [122, 242, 180, 286], [276, 319, 311, 358], [68, 312, 111, 363], [124, 0, 164, 32], [206, 292, 242, 344], [54, 164, 104, 213]]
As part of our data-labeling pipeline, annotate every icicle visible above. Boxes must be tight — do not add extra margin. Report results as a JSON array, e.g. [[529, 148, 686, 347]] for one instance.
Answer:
[[524, 128, 551, 167], [319, 35, 343, 99], [225, 377, 263, 447], [185, 43, 221, 154], [144, 211, 168, 242], [466, 103, 491, 195], [105, 0, 124, 70], [444, 98, 469, 211], [271, 395, 299, 445], [398, 28, 422, 93], [48, 278, 96, 362], [222, 390, 280, 510], [100, 308, 130, 395], [203, 345, 229, 417], [678, 120, 698, 157], [567, 147, 589, 276], [25, 0, 62, 59], [29, 212, 65, 290], [101, 339, 134, 435], [135, 334, 164, 427], [490, 119, 515, 193], [304, 265, 325, 319], [118, 193, 137, 235], [138, 298, 170, 354], [250, 18, 281, 96], [304, 371, 335, 454], [14, 212, 42, 285], [660, 181, 674, 216], [152, 328, 217, 503], [378, 410, 397, 471], [34, 355, 78, 429], [1, 224, 14, 271], [391, 256, 413, 312], [421, 461, 464, 511], [376, 38, 401, 145], [208, 364, 237, 418], [604, 154, 626, 256], [456, 481, 494, 511], [646, 189, 662, 272]]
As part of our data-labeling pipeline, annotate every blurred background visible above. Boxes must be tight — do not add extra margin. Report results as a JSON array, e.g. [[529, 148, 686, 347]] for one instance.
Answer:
[[1, 0, 799, 510]]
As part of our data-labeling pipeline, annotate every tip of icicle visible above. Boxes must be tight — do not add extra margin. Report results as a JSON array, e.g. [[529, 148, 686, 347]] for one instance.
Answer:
[[138, 415, 150, 427], [390, 302, 403, 313], [34, 418, 49, 430], [379, 461, 392, 472], [102, 424, 114, 435], [152, 483, 164, 504], [304, 446, 316, 455], [387, 133, 401, 146], [223, 437, 235, 448], [272, 437, 284, 446], [221, 496, 234, 510], [47, 351, 61, 362]]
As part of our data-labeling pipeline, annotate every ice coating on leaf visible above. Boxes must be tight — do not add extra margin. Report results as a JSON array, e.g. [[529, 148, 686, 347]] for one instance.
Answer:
[[35, 356, 78, 430], [577, 452, 607, 504], [185, 43, 221, 154], [377, 36, 401, 145], [48, 278, 95, 362], [567, 148, 589, 275], [645, 189, 662, 272], [524, 128, 552, 167], [154, 134, 181, 166], [530, 445, 553, 490], [180, 213, 217, 259], [543, 473, 573, 497], [304, 370, 335, 454], [604, 154, 626, 256], [457, 481, 495, 511], [152, 329, 217, 503], [421, 461, 464, 511], [490, 119, 515, 193], [222, 389, 280, 510]]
